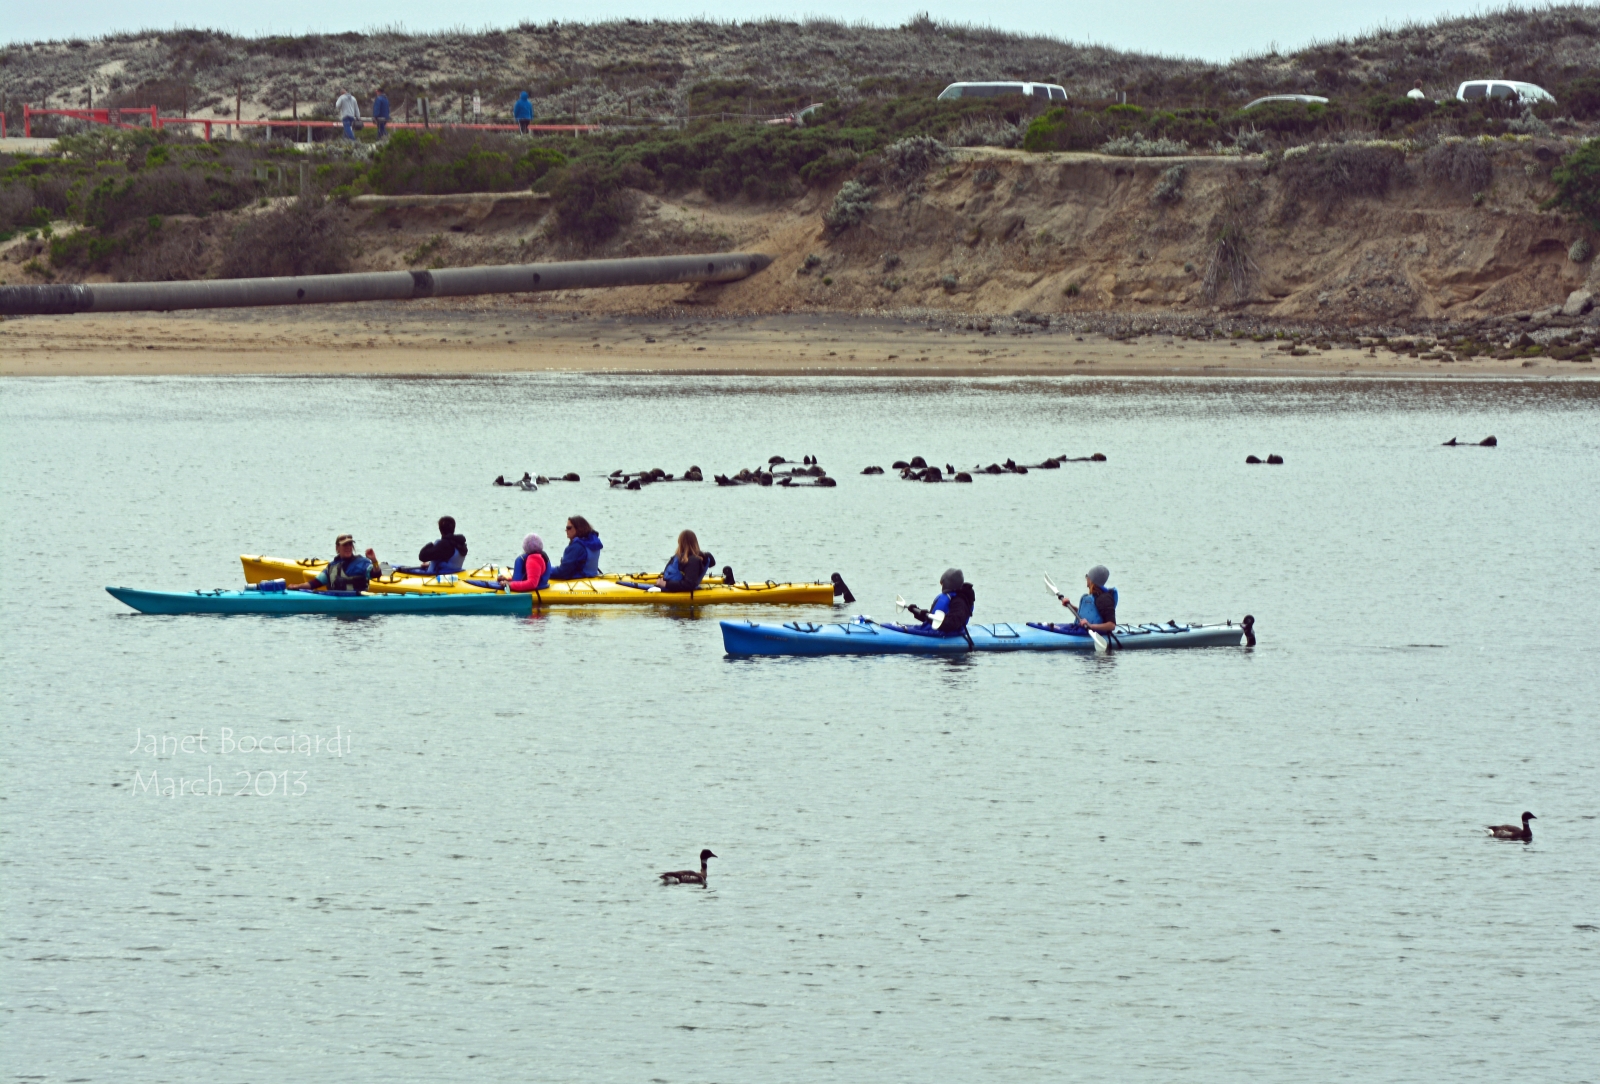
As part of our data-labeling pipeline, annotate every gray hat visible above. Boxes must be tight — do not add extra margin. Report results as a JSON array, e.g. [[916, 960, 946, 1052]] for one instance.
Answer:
[[940, 567, 965, 592], [1087, 565, 1110, 587]]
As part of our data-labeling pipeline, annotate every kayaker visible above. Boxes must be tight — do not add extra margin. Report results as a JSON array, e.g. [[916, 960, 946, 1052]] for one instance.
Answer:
[[305, 534, 380, 592], [655, 529, 711, 593], [549, 515, 604, 580], [498, 533, 550, 592], [1065, 564, 1118, 633], [906, 568, 975, 637], [417, 515, 469, 573]]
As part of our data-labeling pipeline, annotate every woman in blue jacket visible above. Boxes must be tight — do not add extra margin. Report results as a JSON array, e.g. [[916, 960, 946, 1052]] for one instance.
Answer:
[[513, 91, 534, 134], [549, 515, 603, 580]]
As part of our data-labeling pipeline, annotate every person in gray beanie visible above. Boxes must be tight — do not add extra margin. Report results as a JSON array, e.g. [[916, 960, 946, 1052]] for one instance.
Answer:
[[1062, 564, 1117, 633], [907, 567, 976, 637]]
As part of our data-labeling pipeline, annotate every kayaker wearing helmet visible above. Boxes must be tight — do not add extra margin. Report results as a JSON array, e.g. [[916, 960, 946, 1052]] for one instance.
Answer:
[[1065, 564, 1117, 633], [416, 515, 469, 573], [907, 568, 975, 636], [305, 534, 380, 592], [655, 529, 714, 593], [497, 533, 550, 592], [548, 515, 604, 580]]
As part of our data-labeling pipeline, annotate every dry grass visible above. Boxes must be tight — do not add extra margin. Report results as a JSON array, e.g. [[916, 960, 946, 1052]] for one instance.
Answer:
[[1202, 181, 1263, 303]]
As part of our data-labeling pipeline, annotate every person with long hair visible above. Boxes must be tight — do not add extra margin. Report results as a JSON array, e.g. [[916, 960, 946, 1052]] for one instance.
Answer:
[[656, 529, 711, 593], [549, 515, 604, 580]]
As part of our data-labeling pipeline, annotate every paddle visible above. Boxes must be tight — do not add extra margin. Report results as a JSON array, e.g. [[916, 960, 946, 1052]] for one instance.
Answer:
[[1044, 574, 1109, 654]]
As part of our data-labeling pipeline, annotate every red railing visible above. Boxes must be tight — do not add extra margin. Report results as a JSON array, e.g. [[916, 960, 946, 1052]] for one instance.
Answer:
[[20, 103, 595, 140]]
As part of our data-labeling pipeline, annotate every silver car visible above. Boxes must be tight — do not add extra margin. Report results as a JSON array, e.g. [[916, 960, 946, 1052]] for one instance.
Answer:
[[1455, 79, 1556, 104], [938, 82, 1067, 103]]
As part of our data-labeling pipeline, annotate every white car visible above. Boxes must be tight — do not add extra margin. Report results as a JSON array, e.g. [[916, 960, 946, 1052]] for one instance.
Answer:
[[1455, 80, 1556, 104], [938, 82, 1067, 104], [1242, 94, 1330, 110]]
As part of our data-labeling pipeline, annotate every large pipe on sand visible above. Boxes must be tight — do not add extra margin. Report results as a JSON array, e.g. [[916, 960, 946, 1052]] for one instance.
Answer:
[[0, 253, 772, 317]]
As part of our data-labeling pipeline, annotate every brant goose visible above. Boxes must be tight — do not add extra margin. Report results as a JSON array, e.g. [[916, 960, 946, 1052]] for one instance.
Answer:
[[1486, 812, 1536, 842], [660, 849, 717, 886]]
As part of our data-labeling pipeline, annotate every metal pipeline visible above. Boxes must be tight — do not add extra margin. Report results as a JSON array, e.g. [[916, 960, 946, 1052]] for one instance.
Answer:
[[0, 253, 773, 317]]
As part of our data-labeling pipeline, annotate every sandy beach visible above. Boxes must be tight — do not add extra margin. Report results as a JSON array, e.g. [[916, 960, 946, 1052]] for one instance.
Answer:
[[2, 300, 1591, 378]]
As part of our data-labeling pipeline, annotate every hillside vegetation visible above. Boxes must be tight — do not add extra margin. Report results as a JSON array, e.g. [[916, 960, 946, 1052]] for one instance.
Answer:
[[1, 9, 1597, 329], [2, 7, 1597, 127]]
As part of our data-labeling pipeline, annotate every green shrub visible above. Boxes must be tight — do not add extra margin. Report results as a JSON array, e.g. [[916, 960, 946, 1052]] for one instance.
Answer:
[[1101, 132, 1190, 157], [49, 228, 126, 271], [1152, 163, 1186, 204], [1558, 76, 1600, 121], [1230, 100, 1338, 138], [824, 181, 876, 231], [1278, 144, 1409, 209], [1423, 141, 1492, 195], [1365, 95, 1434, 130], [82, 165, 256, 230], [217, 196, 353, 278], [879, 135, 947, 186], [365, 129, 566, 195], [1547, 139, 1600, 231], [549, 161, 632, 246]]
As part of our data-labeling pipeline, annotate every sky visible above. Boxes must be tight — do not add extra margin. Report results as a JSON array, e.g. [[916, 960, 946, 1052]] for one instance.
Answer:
[[5, 0, 1487, 62]]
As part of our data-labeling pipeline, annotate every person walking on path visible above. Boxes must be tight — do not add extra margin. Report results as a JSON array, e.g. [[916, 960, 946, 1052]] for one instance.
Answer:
[[1406, 81, 1426, 101], [336, 89, 359, 141], [372, 89, 391, 137], [513, 91, 534, 134]]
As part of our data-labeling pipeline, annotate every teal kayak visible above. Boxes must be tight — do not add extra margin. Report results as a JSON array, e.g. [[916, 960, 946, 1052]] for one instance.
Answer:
[[721, 617, 1254, 656], [107, 586, 532, 616]]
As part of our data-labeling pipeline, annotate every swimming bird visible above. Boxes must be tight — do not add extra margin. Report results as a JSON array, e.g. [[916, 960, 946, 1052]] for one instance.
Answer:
[[1486, 812, 1536, 842], [660, 849, 717, 886]]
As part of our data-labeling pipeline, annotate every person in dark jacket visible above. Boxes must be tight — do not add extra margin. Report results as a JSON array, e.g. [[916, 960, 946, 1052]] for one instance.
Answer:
[[549, 515, 603, 580], [417, 516, 468, 573], [513, 91, 534, 134], [306, 533, 380, 592], [371, 89, 391, 137], [653, 529, 712, 593], [907, 568, 975, 636], [1065, 564, 1117, 634]]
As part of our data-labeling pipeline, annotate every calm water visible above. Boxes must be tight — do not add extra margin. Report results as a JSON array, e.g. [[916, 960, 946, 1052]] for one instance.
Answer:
[[2, 374, 1597, 1083]]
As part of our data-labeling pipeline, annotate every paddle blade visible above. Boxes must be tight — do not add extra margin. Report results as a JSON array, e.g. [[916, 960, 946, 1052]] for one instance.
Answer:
[[1090, 630, 1109, 654], [1043, 573, 1060, 598], [894, 594, 910, 611]]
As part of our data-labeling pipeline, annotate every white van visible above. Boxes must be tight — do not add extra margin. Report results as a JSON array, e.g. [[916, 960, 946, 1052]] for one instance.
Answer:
[[1455, 80, 1556, 104], [938, 82, 1067, 103]]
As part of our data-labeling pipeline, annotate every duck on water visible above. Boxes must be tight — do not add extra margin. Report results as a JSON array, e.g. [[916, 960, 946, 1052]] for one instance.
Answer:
[[660, 849, 717, 886], [1486, 812, 1536, 842]]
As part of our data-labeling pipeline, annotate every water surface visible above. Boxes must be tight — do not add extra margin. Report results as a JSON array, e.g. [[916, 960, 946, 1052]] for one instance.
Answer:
[[2, 375, 1597, 1082]]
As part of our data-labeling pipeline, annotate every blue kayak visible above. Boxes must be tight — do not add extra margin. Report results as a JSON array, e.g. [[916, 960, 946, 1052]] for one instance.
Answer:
[[107, 586, 532, 616], [721, 617, 1253, 656]]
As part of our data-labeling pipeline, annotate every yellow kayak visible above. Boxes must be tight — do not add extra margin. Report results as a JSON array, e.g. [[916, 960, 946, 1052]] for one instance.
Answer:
[[239, 556, 836, 606]]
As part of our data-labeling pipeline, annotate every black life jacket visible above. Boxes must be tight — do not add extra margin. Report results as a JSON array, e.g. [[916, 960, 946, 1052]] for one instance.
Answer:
[[939, 584, 975, 636]]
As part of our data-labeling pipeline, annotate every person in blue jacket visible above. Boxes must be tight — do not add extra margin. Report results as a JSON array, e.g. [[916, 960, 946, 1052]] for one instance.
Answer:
[[549, 515, 603, 579], [1065, 564, 1117, 633], [513, 91, 534, 134], [306, 533, 380, 592], [371, 89, 391, 138], [906, 568, 975, 637]]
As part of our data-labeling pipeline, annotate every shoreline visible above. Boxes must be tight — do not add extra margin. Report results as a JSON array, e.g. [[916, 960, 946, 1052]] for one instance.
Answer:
[[2, 305, 1594, 379]]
